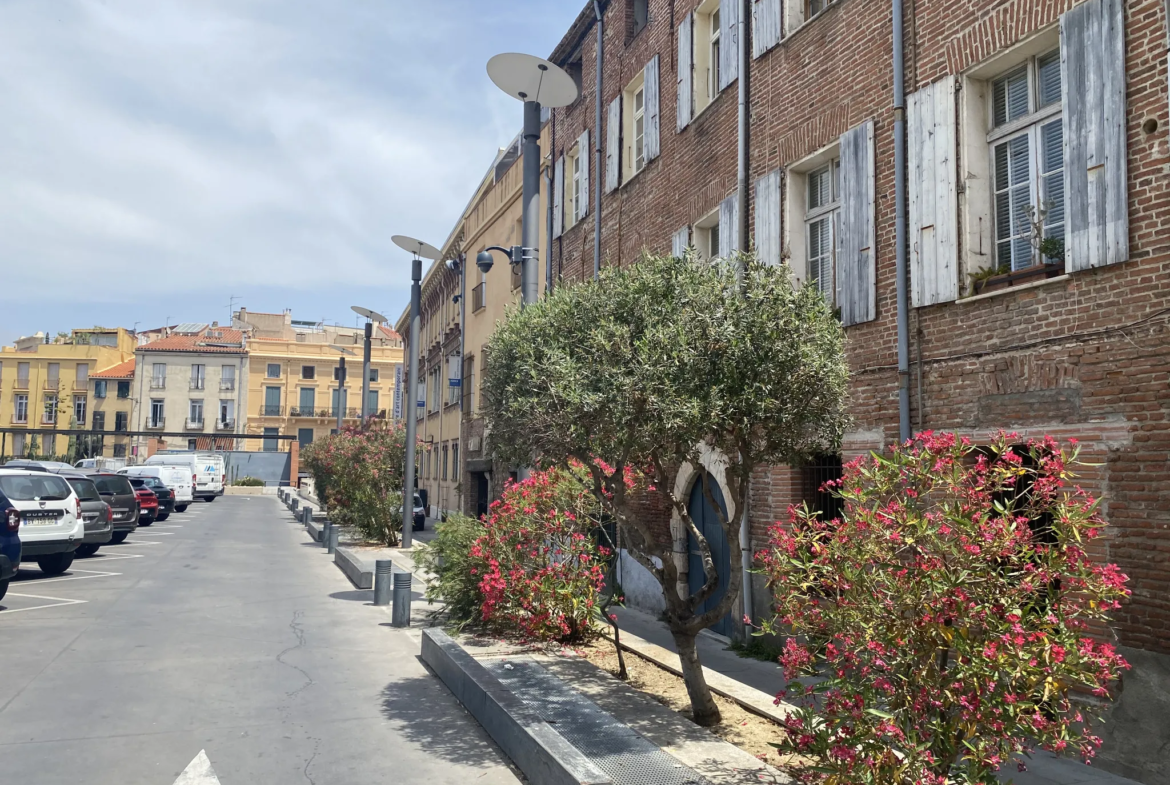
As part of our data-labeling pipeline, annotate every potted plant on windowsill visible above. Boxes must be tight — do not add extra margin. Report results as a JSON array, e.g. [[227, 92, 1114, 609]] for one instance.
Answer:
[[969, 204, 1065, 295]]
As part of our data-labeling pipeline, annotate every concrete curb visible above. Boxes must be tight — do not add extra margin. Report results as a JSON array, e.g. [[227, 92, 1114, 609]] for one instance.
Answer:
[[334, 546, 372, 590], [421, 629, 611, 785], [307, 520, 325, 543]]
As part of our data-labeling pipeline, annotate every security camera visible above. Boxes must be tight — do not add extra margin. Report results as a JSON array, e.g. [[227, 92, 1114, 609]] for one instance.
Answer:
[[476, 250, 495, 275]]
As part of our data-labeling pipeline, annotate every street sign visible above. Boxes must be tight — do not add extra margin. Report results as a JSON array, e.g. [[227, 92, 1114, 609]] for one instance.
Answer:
[[392, 364, 404, 420], [448, 354, 461, 388], [417, 381, 426, 409]]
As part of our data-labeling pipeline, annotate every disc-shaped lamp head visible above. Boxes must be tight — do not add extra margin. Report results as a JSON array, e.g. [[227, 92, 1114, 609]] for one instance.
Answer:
[[351, 306, 388, 323], [486, 53, 578, 108], [391, 235, 442, 260]]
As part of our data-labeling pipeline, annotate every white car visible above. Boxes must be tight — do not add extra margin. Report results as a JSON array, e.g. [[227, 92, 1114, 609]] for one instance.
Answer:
[[121, 465, 194, 511], [0, 468, 83, 576]]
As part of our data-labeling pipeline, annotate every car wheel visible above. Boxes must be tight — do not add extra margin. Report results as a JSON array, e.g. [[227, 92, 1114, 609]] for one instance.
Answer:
[[76, 544, 100, 558], [206, 496, 216, 503], [157, 513, 169, 521], [110, 531, 129, 545], [139, 518, 152, 527], [37, 552, 75, 576], [0, 579, 8, 602], [175, 505, 188, 513]]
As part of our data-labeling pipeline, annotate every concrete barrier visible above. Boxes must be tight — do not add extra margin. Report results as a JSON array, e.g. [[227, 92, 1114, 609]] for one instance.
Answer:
[[307, 520, 324, 543], [334, 547, 372, 590], [421, 629, 610, 785]]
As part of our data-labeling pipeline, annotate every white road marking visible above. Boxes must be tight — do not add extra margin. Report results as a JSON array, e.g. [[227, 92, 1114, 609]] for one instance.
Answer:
[[133, 531, 176, 536], [17, 569, 121, 585], [0, 593, 87, 614], [173, 750, 221, 784], [83, 552, 145, 562]]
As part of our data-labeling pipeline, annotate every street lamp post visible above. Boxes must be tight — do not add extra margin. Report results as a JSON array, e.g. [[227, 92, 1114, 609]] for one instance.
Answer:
[[335, 357, 346, 434], [351, 306, 389, 425], [486, 53, 578, 307], [392, 235, 442, 549]]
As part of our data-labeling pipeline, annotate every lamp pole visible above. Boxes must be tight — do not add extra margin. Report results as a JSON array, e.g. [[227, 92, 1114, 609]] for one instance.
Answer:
[[520, 99, 541, 307], [401, 256, 421, 548], [335, 357, 346, 434], [360, 322, 372, 421]]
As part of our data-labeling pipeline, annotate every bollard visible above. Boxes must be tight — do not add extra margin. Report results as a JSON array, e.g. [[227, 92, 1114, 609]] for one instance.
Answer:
[[292, 498, 300, 513], [302, 506, 313, 525], [321, 520, 332, 545], [326, 523, 339, 554], [374, 560, 393, 606], [391, 571, 412, 627]]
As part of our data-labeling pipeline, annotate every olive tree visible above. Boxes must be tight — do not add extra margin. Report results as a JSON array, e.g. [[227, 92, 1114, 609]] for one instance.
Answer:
[[482, 252, 850, 725]]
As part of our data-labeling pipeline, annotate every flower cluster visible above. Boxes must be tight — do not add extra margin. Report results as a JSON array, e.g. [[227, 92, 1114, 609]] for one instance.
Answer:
[[471, 466, 610, 642], [759, 432, 1130, 785], [301, 419, 406, 545]]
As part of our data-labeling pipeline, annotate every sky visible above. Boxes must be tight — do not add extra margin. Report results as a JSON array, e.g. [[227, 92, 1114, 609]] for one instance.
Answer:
[[0, 0, 584, 345]]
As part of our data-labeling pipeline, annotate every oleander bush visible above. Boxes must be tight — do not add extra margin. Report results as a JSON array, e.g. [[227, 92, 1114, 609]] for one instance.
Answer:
[[759, 432, 1131, 785], [414, 512, 486, 625]]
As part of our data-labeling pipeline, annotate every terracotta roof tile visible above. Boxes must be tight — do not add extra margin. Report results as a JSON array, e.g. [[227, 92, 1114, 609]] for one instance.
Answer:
[[139, 328, 246, 354], [91, 359, 136, 379]]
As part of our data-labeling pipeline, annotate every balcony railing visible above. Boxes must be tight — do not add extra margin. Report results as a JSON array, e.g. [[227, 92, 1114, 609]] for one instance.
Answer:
[[216, 418, 235, 431], [472, 282, 486, 312], [44, 379, 60, 390], [190, 380, 206, 391], [220, 380, 236, 391], [185, 418, 205, 430], [13, 378, 29, 391], [41, 415, 57, 425], [73, 380, 88, 392], [258, 405, 285, 417], [146, 418, 165, 430], [115, 422, 129, 433], [150, 378, 166, 390], [11, 414, 28, 425]]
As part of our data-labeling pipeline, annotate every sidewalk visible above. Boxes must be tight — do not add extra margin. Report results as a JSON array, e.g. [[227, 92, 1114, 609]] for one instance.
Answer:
[[613, 607, 1141, 785]]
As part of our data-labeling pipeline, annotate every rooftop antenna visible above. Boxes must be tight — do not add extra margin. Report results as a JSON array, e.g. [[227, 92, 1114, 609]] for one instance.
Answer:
[[228, 295, 240, 323]]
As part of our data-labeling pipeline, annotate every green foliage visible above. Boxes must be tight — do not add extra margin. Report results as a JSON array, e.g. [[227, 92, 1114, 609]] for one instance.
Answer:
[[728, 636, 786, 663], [232, 476, 265, 487], [301, 419, 407, 546], [414, 512, 486, 625]]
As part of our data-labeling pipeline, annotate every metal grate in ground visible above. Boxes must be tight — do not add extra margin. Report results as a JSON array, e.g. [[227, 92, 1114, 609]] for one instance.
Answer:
[[485, 656, 712, 785]]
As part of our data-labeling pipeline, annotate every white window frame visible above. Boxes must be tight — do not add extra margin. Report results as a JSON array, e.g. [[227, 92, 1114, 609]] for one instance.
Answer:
[[14, 393, 28, 423], [73, 395, 87, 425], [150, 399, 165, 427], [43, 393, 58, 424], [189, 399, 204, 425], [567, 143, 583, 227], [694, 208, 720, 261], [785, 142, 842, 294], [694, 0, 721, 116], [986, 49, 1064, 273], [622, 72, 647, 182], [266, 363, 281, 379], [191, 363, 206, 390]]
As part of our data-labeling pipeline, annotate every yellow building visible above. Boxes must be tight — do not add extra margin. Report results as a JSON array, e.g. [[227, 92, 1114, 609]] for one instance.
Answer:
[[396, 126, 549, 519], [235, 310, 404, 452], [0, 327, 136, 460], [89, 358, 136, 459]]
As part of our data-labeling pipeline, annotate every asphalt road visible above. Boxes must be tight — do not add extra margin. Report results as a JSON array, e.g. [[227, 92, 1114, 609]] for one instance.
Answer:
[[0, 495, 521, 785]]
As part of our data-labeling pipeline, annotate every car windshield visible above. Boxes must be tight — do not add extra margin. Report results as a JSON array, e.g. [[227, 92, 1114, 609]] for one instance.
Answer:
[[145, 478, 167, 490], [0, 474, 72, 501], [93, 475, 134, 496], [67, 478, 102, 502], [414, 495, 423, 507]]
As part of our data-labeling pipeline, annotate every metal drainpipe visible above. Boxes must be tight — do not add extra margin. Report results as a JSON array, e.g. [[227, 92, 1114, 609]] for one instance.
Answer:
[[736, 0, 754, 636], [458, 254, 466, 514], [894, 0, 911, 443], [593, 0, 604, 279], [546, 142, 555, 292]]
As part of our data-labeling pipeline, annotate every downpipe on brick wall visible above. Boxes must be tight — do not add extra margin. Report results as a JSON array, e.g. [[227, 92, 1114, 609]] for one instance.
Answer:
[[593, 0, 604, 279], [736, 0, 754, 636], [894, 0, 911, 442]]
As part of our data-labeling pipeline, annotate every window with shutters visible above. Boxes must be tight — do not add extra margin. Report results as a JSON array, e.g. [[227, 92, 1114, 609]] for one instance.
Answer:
[[786, 144, 842, 300], [692, 0, 722, 117], [987, 50, 1064, 273], [786, 0, 837, 34], [694, 209, 720, 262], [627, 0, 649, 40], [622, 72, 646, 181], [566, 144, 583, 227]]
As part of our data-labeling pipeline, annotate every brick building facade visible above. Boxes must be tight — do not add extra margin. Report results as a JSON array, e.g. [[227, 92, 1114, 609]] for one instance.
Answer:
[[544, 0, 1169, 780]]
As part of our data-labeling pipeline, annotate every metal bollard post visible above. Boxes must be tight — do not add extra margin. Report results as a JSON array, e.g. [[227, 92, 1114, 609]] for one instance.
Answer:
[[292, 498, 300, 513], [321, 520, 331, 545], [374, 560, 393, 606], [302, 507, 313, 525], [326, 523, 339, 554], [391, 571, 412, 627]]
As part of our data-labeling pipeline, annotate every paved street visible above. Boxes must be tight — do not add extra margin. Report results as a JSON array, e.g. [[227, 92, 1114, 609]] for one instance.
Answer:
[[0, 496, 521, 785]]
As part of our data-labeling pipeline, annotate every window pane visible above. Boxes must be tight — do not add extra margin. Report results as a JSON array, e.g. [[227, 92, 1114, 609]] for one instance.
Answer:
[[808, 216, 834, 300], [809, 166, 831, 210], [993, 135, 1034, 270], [993, 68, 1029, 126], [1040, 119, 1065, 252], [1038, 51, 1062, 107]]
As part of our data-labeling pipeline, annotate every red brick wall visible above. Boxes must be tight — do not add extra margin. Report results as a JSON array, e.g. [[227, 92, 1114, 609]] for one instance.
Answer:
[[549, 0, 1170, 655]]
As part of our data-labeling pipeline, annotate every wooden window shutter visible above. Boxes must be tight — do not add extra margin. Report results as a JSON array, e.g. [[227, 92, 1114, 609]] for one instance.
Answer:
[[1061, 0, 1128, 271], [718, 194, 739, 258], [605, 96, 622, 193], [754, 169, 782, 266], [577, 129, 590, 217], [644, 54, 661, 161], [672, 226, 691, 258], [836, 121, 877, 326], [719, 0, 739, 91], [752, 0, 782, 58], [907, 76, 959, 307], [677, 13, 694, 132], [553, 156, 564, 238]]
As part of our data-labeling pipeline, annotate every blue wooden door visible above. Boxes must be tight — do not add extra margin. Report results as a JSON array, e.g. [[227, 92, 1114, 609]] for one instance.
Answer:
[[687, 478, 732, 636]]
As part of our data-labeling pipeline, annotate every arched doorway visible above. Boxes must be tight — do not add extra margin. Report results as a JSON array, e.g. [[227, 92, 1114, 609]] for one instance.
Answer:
[[686, 476, 732, 637]]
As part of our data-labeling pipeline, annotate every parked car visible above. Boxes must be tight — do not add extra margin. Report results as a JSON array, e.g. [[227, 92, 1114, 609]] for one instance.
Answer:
[[84, 471, 139, 544], [133, 483, 159, 525], [130, 477, 173, 521], [413, 493, 425, 532], [2, 459, 76, 473], [145, 453, 225, 501], [61, 473, 113, 558], [0, 487, 21, 602], [0, 467, 83, 576], [74, 457, 127, 472], [122, 465, 192, 512]]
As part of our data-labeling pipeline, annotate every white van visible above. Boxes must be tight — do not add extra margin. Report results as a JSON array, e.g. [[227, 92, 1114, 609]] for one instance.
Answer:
[[122, 465, 194, 511], [74, 457, 127, 472], [144, 453, 225, 501]]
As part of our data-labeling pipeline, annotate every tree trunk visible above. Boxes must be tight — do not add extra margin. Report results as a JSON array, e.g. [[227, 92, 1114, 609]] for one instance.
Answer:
[[672, 630, 721, 726]]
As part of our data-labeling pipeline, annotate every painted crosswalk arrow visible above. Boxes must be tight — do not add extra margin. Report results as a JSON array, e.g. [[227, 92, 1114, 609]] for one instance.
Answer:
[[173, 750, 221, 784]]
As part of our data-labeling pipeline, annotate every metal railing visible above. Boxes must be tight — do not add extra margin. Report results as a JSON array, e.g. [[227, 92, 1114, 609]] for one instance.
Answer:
[[13, 378, 29, 390], [216, 418, 235, 431], [190, 380, 206, 390], [11, 414, 28, 425], [146, 418, 165, 430], [150, 378, 166, 390], [73, 381, 88, 392], [185, 418, 205, 430], [258, 405, 284, 417], [44, 379, 60, 390], [220, 380, 236, 391], [472, 282, 486, 312]]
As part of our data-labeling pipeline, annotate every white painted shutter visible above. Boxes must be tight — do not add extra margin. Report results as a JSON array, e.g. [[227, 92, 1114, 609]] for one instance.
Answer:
[[672, 226, 691, 257], [552, 156, 564, 238], [644, 54, 661, 161], [718, 194, 739, 258], [836, 121, 876, 326], [907, 76, 959, 307], [754, 169, 782, 266], [719, 0, 739, 91], [1061, 0, 1128, 271], [752, 0, 782, 58], [577, 129, 590, 217], [605, 96, 621, 194], [677, 13, 694, 131]]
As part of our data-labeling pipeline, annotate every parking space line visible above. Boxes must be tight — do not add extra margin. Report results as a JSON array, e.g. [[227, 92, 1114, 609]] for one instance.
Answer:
[[0, 593, 87, 614], [80, 552, 145, 562], [132, 531, 175, 536], [16, 569, 122, 585]]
